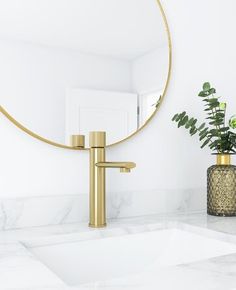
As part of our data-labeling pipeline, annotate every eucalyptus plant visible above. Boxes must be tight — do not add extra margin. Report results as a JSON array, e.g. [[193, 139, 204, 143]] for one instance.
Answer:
[[172, 82, 236, 154]]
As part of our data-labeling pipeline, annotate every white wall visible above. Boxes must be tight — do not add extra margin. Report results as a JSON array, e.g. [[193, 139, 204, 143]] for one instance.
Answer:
[[132, 45, 169, 94], [1, 0, 236, 225], [131, 46, 169, 126], [0, 38, 132, 144]]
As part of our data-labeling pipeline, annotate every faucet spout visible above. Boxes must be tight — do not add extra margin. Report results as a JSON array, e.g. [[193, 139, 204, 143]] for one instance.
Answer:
[[95, 162, 136, 173]]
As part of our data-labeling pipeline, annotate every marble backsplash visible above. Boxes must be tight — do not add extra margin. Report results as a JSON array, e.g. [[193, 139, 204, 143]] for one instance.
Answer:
[[0, 188, 206, 230]]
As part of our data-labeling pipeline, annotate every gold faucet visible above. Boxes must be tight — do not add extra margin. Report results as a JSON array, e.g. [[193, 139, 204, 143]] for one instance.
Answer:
[[89, 131, 136, 228]]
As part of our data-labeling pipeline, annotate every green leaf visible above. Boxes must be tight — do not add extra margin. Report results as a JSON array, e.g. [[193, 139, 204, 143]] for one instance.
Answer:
[[199, 131, 209, 141], [207, 98, 219, 103], [182, 115, 189, 123], [198, 123, 206, 130], [172, 114, 179, 121], [218, 127, 230, 132], [178, 115, 188, 127], [175, 114, 182, 122], [186, 117, 195, 126], [201, 138, 211, 148], [192, 119, 197, 127], [215, 112, 225, 118], [209, 142, 217, 149], [209, 102, 220, 109], [198, 91, 207, 97], [209, 120, 224, 126], [199, 128, 208, 136], [206, 116, 216, 120], [208, 129, 219, 137], [209, 88, 216, 94], [179, 111, 186, 118], [185, 121, 192, 129], [212, 140, 221, 147], [190, 126, 198, 135], [203, 82, 211, 91]]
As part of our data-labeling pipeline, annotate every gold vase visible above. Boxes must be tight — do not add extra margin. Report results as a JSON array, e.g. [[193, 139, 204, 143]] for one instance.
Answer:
[[207, 154, 236, 216]]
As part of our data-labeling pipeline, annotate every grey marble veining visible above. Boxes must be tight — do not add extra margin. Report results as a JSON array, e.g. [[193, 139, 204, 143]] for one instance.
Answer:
[[0, 195, 88, 230], [0, 188, 206, 230]]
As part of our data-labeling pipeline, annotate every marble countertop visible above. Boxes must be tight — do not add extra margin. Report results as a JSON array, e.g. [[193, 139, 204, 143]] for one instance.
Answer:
[[1, 212, 236, 290]]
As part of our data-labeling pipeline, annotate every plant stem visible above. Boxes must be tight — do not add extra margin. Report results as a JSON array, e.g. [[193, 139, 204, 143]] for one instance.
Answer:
[[208, 93, 220, 153]]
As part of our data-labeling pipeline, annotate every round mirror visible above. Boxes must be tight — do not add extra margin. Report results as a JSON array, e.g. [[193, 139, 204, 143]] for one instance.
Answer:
[[0, 0, 171, 149]]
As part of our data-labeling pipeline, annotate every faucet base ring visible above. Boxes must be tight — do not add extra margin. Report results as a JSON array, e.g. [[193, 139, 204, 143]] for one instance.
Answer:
[[89, 223, 107, 228]]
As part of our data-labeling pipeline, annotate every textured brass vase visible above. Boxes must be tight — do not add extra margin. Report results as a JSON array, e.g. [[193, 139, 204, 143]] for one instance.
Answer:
[[207, 154, 236, 216]]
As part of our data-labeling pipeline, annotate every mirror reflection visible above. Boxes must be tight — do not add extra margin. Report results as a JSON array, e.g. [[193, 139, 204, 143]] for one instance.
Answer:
[[0, 0, 170, 147]]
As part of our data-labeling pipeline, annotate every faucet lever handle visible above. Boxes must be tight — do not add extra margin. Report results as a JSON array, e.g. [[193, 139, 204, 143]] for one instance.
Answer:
[[70, 135, 85, 149]]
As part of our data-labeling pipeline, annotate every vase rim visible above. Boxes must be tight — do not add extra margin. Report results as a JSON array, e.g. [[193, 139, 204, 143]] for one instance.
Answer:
[[211, 153, 235, 155]]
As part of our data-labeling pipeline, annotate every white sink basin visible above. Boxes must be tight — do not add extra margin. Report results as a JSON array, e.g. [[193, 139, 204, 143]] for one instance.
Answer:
[[29, 228, 236, 286]]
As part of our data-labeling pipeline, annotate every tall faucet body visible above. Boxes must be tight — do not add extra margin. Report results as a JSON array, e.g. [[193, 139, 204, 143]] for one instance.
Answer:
[[89, 144, 106, 228], [89, 132, 135, 228]]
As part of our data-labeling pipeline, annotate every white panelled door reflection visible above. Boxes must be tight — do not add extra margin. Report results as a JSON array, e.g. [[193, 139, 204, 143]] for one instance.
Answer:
[[66, 88, 138, 146]]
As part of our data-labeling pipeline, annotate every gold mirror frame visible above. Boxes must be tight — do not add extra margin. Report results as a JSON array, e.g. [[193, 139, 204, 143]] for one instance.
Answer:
[[0, 0, 171, 151]]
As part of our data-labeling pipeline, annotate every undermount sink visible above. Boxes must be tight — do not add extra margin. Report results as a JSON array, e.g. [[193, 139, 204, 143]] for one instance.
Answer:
[[28, 228, 236, 287]]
